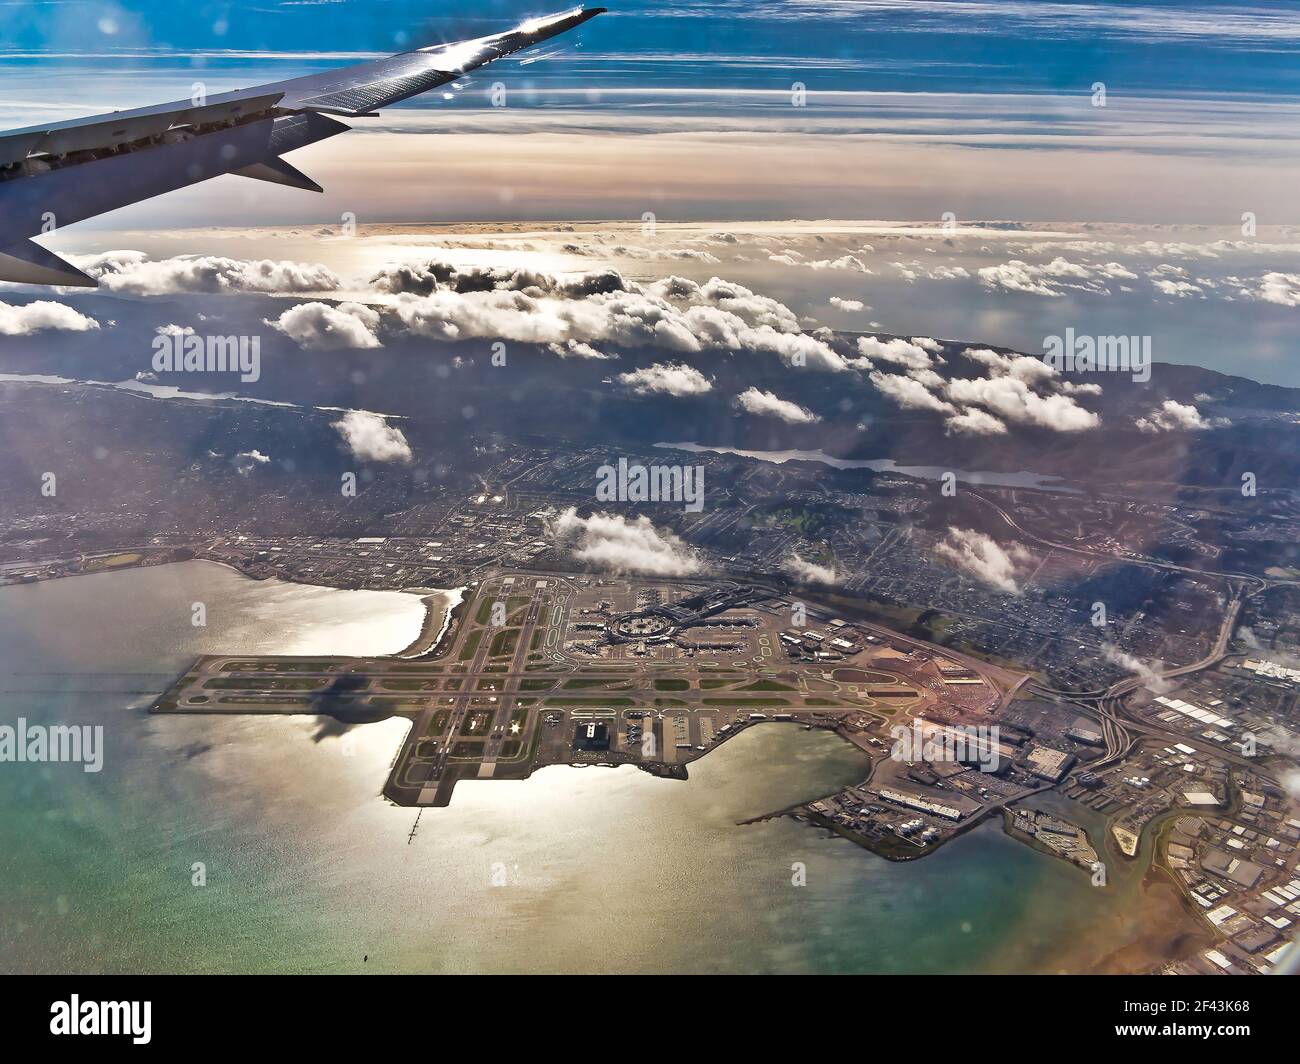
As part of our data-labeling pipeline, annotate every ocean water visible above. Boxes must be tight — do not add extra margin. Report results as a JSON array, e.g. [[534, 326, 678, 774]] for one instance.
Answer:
[[0, 561, 1187, 973]]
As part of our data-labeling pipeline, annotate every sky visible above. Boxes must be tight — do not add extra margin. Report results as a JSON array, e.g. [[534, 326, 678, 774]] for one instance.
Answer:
[[6, 1, 1300, 98], [4, 1, 1300, 225], [1, 2, 1299, 391]]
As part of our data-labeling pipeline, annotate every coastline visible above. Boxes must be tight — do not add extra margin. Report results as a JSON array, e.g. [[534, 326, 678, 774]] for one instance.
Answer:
[[397, 586, 467, 659]]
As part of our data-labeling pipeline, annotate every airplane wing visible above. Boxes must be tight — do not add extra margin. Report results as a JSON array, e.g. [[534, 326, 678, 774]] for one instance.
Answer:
[[0, 6, 605, 287]]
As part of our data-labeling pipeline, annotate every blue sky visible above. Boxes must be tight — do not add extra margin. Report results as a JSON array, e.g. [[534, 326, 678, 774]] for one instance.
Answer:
[[4, 0, 1300, 99]]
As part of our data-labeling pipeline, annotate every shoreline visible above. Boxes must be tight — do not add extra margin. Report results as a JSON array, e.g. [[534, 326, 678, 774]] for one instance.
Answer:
[[396, 587, 466, 659], [2, 557, 445, 660]]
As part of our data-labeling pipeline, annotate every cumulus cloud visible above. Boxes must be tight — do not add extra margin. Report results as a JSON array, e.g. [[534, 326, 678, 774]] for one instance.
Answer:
[[1152, 278, 1205, 299], [1243, 271, 1300, 307], [805, 255, 873, 272], [1136, 399, 1229, 433], [330, 410, 412, 463], [828, 296, 865, 311], [893, 261, 970, 282], [771, 253, 872, 273], [935, 528, 1034, 594], [617, 362, 713, 397], [867, 370, 954, 412], [546, 508, 700, 575], [233, 450, 270, 476], [0, 299, 100, 335], [944, 374, 1100, 432], [77, 252, 340, 296], [855, 335, 943, 373], [960, 346, 1057, 386], [783, 553, 837, 585], [547, 339, 613, 360], [268, 302, 382, 351], [368, 260, 850, 370], [977, 257, 1136, 297], [944, 407, 1008, 436], [734, 387, 821, 423], [862, 335, 1101, 434]]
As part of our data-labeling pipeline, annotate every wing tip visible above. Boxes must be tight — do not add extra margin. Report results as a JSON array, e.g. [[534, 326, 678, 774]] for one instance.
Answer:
[[0, 241, 98, 288]]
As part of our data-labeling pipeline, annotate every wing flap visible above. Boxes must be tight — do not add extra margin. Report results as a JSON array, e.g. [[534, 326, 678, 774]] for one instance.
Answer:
[[1, 92, 286, 163], [0, 131, 47, 167]]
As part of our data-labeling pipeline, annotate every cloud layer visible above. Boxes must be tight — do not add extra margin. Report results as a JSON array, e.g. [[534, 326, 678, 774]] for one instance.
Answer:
[[353, 260, 851, 369], [77, 252, 341, 296]]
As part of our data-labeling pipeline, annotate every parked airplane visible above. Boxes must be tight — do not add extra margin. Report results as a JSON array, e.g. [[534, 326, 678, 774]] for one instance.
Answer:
[[0, 6, 605, 287]]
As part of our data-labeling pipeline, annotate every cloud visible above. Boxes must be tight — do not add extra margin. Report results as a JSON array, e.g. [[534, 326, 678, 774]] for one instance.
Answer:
[[960, 346, 1058, 386], [330, 410, 412, 464], [0, 299, 100, 335], [233, 450, 270, 476], [863, 337, 1101, 433], [935, 528, 1034, 594], [892, 261, 970, 282], [977, 261, 1063, 297], [602, 245, 720, 264], [268, 302, 382, 350], [944, 374, 1100, 431], [617, 362, 713, 396], [1152, 278, 1205, 299], [770, 1, 1300, 42], [804, 255, 873, 272], [546, 508, 701, 575], [734, 387, 821, 423], [855, 335, 943, 373], [77, 252, 340, 295], [373, 259, 626, 299], [977, 257, 1136, 297], [944, 407, 1008, 436], [828, 296, 865, 311], [868, 370, 954, 412], [783, 553, 837, 585], [1281, 769, 1300, 803], [771, 253, 872, 272], [1136, 399, 1229, 433], [547, 339, 613, 359], [1243, 271, 1300, 307], [369, 259, 849, 370], [1100, 644, 1171, 694]]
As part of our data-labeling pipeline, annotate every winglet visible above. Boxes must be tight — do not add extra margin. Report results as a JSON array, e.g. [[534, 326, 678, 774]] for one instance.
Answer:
[[0, 240, 97, 287], [232, 156, 324, 193]]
